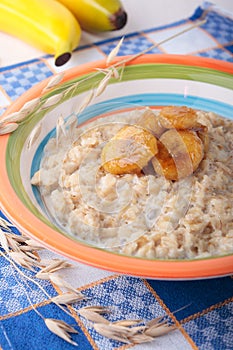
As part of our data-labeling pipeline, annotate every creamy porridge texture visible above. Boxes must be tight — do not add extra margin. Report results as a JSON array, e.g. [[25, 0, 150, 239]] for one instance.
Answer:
[[31, 107, 233, 259]]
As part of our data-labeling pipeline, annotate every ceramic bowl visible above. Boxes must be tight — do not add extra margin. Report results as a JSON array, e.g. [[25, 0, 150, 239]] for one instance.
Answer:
[[0, 54, 232, 279]]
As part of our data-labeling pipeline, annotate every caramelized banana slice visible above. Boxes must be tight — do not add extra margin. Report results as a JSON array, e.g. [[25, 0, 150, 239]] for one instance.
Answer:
[[137, 108, 165, 137], [101, 125, 158, 175], [197, 130, 209, 153], [152, 129, 204, 180], [152, 140, 178, 181], [159, 105, 198, 129]]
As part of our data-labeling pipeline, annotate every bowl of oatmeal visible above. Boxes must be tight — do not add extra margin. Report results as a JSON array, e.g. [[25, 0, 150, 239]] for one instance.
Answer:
[[0, 54, 232, 279]]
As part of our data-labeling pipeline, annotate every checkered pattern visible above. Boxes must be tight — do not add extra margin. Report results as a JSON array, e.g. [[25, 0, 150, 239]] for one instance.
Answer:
[[196, 47, 233, 62], [0, 256, 57, 316], [0, 62, 53, 101], [202, 11, 233, 45], [146, 24, 217, 55], [225, 44, 233, 54], [77, 276, 168, 350], [1, 236, 232, 350], [183, 302, 233, 350], [100, 35, 162, 57]]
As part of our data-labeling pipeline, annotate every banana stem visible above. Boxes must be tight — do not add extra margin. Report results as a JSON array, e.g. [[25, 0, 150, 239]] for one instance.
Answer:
[[54, 40, 74, 66], [55, 52, 72, 67]]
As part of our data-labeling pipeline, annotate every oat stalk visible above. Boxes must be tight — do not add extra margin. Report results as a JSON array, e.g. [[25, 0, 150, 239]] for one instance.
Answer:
[[79, 305, 176, 344], [0, 217, 15, 230], [45, 318, 78, 346], [0, 225, 82, 345], [0, 19, 206, 135], [9, 263, 45, 320], [27, 122, 42, 149], [43, 73, 65, 92], [106, 36, 124, 65], [51, 292, 86, 305], [0, 18, 202, 346], [0, 245, 75, 319], [1, 227, 177, 346], [113, 19, 206, 69]]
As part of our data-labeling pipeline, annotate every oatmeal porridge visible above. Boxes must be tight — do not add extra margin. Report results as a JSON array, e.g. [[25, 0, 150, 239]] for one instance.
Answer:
[[31, 107, 233, 259]]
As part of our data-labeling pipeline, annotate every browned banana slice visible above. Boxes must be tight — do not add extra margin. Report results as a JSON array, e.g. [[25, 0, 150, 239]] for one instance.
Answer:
[[191, 122, 209, 153], [152, 140, 178, 181], [152, 129, 204, 180], [197, 130, 209, 153], [101, 125, 158, 175], [137, 108, 165, 137], [158, 105, 198, 129]]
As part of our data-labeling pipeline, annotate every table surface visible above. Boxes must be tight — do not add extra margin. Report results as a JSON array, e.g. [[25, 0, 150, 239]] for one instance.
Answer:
[[1, 0, 233, 68], [0, 1, 233, 350]]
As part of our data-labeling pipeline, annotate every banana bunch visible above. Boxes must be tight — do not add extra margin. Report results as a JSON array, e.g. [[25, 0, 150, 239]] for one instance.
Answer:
[[0, 0, 127, 66], [57, 0, 127, 32]]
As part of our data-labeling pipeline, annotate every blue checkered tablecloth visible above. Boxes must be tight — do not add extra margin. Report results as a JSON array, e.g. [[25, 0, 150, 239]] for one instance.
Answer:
[[0, 2, 233, 350]]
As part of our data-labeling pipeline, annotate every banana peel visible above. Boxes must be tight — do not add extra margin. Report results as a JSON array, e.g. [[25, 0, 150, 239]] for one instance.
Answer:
[[0, 0, 81, 66], [57, 0, 127, 32], [0, 0, 128, 66]]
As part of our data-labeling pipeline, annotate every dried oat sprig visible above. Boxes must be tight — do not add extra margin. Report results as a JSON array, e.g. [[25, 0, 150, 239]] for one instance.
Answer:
[[1, 250, 77, 316], [93, 323, 133, 343], [111, 66, 120, 80], [0, 229, 10, 252], [5, 233, 26, 252], [79, 305, 176, 345], [106, 36, 124, 65], [0, 225, 86, 347], [0, 19, 206, 136], [144, 323, 176, 338], [113, 319, 143, 327], [0, 229, 76, 306], [35, 259, 73, 280], [9, 249, 79, 346], [44, 318, 78, 346], [49, 273, 85, 297], [51, 292, 86, 305], [95, 70, 113, 97], [79, 306, 111, 324], [56, 115, 67, 146], [8, 251, 40, 270], [0, 217, 15, 230], [0, 122, 18, 135], [72, 67, 113, 118], [20, 97, 42, 115], [93, 319, 175, 344], [58, 20, 206, 117], [1, 230, 38, 247], [1, 231, 176, 346], [73, 88, 95, 116], [112, 19, 207, 69], [8, 260, 79, 348], [43, 73, 65, 92], [80, 305, 111, 314], [40, 258, 73, 273], [24, 238, 45, 249], [41, 93, 64, 110], [27, 122, 42, 149], [0, 230, 42, 270], [65, 114, 78, 130], [0, 111, 27, 124], [64, 114, 78, 140]]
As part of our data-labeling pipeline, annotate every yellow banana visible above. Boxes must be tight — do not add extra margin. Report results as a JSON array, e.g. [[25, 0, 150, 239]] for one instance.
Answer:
[[0, 0, 81, 66], [57, 0, 127, 32]]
